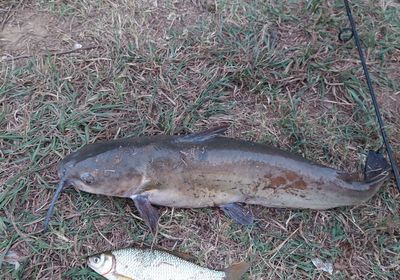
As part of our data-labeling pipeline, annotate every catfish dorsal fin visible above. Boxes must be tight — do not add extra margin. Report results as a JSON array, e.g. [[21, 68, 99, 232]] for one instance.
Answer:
[[224, 261, 249, 280], [175, 125, 229, 144]]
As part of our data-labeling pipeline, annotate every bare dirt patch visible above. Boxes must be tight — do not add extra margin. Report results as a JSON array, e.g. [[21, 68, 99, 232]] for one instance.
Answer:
[[1, 9, 72, 57]]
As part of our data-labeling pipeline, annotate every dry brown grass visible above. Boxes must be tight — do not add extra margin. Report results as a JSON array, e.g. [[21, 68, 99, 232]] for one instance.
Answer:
[[1, 0, 400, 279]]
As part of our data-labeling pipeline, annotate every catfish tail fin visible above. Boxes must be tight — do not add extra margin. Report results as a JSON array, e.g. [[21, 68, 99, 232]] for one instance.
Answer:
[[364, 150, 391, 182]]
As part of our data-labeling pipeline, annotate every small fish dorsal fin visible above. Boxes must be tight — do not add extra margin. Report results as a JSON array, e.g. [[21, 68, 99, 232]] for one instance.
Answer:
[[149, 245, 197, 263], [175, 125, 229, 144], [168, 251, 197, 262], [224, 261, 249, 280]]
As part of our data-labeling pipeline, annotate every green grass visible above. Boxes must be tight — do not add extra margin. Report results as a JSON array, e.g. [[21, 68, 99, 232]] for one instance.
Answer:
[[1, 0, 400, 279]]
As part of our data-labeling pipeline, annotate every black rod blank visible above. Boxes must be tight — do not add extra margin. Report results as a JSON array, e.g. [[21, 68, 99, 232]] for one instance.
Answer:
[[343, 0, 400, 192]]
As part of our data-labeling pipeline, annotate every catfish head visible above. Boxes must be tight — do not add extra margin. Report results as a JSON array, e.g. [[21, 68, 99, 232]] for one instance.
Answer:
[[44, 140, 151, 231], [58, 151, 146, 197]]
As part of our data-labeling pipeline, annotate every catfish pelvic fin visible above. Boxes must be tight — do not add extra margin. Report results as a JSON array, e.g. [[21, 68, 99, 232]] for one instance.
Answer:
[[175, 125, 229, 144], [225, 261, 250, 280], [220, 203, 254, 225], [131, 195, 159, 235]]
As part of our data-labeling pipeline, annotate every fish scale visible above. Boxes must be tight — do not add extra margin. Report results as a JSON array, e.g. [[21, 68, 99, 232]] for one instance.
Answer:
[[112, 248, 225, 280]]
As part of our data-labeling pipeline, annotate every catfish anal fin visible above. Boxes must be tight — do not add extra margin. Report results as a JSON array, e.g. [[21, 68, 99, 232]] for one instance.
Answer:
[[175, 125, 229, 144], [220, 203, 254, 225], [131, 195, 159, 235], [225, 261, 250, 280]]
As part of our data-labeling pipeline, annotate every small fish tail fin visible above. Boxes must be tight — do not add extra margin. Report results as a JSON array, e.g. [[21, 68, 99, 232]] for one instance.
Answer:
[[364, 150, 391, 181], [175, 125, 229, 144], [225, 261, 249, 280]]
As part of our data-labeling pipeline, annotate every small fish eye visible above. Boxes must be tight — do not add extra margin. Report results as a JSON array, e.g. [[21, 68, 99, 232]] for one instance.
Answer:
[[93, 256, 100, 264], [80, 172, 95, 184]]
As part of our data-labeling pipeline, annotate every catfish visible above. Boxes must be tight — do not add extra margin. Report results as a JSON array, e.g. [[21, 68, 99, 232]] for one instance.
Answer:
[[44, 126, 391, 234]]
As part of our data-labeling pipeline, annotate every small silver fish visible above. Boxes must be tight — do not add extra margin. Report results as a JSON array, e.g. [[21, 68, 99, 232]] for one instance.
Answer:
[[87, 247, 249, 280]]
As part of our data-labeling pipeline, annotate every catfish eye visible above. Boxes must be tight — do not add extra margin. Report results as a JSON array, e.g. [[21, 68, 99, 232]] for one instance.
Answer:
[[58, 167, 66, 178], [80, 172, 95, 184]]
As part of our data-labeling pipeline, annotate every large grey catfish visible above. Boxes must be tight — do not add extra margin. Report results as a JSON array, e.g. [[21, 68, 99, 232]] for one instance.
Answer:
[[44, 126, 391, 233]]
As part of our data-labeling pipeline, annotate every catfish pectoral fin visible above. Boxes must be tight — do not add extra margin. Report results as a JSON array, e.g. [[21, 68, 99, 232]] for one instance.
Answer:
[[220, 203, 254, 225], [131, 195, 159, 235]]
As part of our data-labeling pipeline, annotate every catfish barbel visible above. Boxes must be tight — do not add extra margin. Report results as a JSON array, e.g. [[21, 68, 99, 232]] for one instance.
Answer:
[[44, 126, 391, 233]]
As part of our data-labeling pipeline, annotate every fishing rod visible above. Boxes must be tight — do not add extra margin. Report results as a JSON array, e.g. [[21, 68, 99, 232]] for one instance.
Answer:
[[340, 0, 400, 192]]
